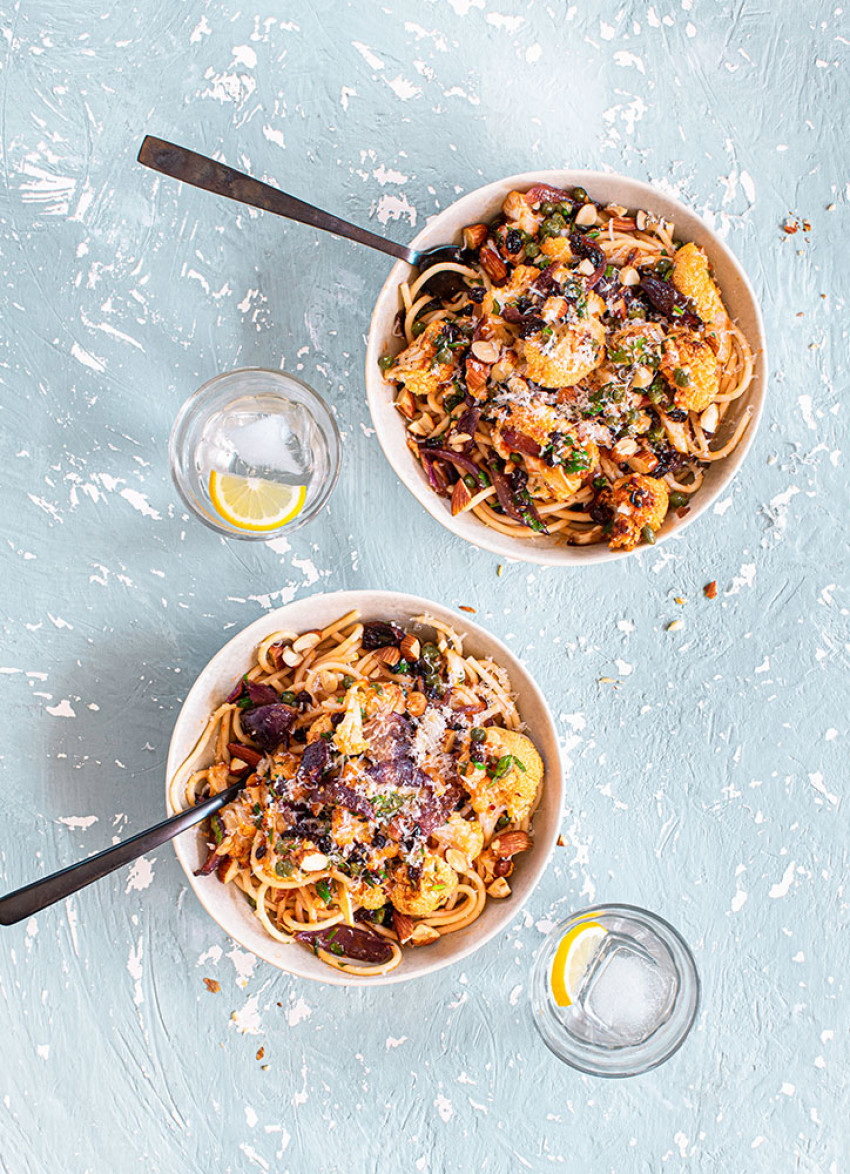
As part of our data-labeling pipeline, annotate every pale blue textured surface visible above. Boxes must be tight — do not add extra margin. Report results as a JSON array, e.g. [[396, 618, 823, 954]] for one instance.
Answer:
[[1, 2, 848, 1171]]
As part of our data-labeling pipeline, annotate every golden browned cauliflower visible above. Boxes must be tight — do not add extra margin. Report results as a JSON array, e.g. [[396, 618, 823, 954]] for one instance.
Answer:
[[672, 243, 727, 327], [389, 853, 458, 916], [659, 328, 719, 413], [597, 473, 669, 552], [502, 191, 540, 235], [495, 264, 539, 306], [348, 877, 390, 910], [493, 399, 598, 500], [386, 321, 454, 399], [432, 812, 485, 866], [540, 237, 573, 262], [465, 729, 543, 839], [519, 313, 606, 388]]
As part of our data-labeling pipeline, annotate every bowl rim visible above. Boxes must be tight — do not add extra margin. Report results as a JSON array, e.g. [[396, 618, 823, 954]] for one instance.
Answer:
[[165, 589, 565, 986], [365, 168, 768, 567]]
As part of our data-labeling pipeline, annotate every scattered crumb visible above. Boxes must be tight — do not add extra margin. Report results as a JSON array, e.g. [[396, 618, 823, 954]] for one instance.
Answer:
[[557, 834, 566, 847], [704, 580, 717, 599], [667, 619, 685, 632], [203, 978, 220, 994], [674, 596, 686, 606], [261, 1064, 270, 1071], [256, 1046, 265, 1061], [458, 605, 476, 613], [598, 676, 619, 685], [497, 564, 503, 577], [826, 203, 836, 212]]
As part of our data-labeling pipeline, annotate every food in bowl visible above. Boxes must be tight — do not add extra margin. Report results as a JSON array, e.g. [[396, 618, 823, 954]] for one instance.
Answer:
[[378, 181, 755, 552], [176, 609, 544, 978]]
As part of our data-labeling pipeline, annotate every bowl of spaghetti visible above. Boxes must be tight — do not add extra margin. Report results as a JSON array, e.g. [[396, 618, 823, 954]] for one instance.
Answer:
[[365, 170, 765, 564], [166, 591, 563, 985]]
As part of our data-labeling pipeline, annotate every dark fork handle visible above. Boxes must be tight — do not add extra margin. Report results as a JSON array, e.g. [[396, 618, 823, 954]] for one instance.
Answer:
[[0, 781, 244, 926], [138, 135, 417, 265]]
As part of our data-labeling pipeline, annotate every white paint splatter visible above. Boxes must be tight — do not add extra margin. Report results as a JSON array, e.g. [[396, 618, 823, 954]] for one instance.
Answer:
[[119, 489, 161, 520], [57, 814, 98, 830], [127, 937, 144, 1006], [70, 341, 105, 373], [434, 1093, 454, 1122], [232, 44, 257, 68], [46, 699, 76, 718], [227, 947, 257, 988], [125, 856, 155, 893], [386, 1036, 408, 1049], [286, 996, 312, 1026], [808, 772, 839, 806], [351, 41, 385, 70], [231, 993, 262, 1035], [769, 860, 796, 899]]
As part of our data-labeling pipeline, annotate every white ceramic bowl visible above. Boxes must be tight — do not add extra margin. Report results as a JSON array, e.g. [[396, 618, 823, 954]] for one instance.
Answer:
[[365, 169, 767, 566], [166, 590, 564, 986]]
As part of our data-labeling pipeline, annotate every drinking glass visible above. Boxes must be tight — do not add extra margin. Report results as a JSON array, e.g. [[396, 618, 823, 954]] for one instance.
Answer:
[[530, 903, 700, 1077], [169, 368, 340, 539]]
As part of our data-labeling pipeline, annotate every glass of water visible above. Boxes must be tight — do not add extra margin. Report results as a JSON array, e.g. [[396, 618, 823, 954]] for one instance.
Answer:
[[169, 368, 341, 540], [530, 904, 700, 1077]]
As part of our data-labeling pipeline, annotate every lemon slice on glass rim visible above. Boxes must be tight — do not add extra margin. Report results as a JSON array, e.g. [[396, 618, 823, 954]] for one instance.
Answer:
[[208, 471, 307, 532], [550, 920, 607, 1007]]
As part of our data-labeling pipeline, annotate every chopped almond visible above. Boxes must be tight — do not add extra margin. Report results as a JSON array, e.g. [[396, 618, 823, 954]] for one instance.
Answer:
[[704, 580, 718, 599], [203, 978, 220, 994]]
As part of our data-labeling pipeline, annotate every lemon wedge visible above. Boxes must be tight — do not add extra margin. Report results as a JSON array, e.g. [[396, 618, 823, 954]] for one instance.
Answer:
[[550, 920, 607, 1007], [208, 471, 307, 532]]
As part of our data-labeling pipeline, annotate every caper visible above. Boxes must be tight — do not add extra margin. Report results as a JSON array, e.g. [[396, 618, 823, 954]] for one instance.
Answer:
[[524, 241, 540, 258], [435, 345, 452, 364], [611, 386, 626, 403], [641, 525, 656, 545], [378, 355, 394, 372], [668, 491, 688, 509], [463, 474, 477, 490], [647, 426, 665, 445], [540, 202, 556, 216], [572, 185, 588, 203], [655, 258, 673, 278], [541, 217, 561, 235], [558, 202, 573, 217], [411, 320, 426, 337], [647, 385, 664, 405]]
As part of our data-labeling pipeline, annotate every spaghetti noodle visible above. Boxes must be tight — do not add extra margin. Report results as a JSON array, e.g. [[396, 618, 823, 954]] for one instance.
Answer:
[[379, 182, 755, 552], [175, 611, 544, 977]]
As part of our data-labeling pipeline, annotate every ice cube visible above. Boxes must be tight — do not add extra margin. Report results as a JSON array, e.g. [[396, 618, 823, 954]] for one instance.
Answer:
[[199, 396, 316, 484], [582, 947, 674, 1045]]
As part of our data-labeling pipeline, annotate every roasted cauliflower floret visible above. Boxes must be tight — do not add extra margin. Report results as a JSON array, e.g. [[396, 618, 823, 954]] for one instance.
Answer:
[[333, 688, 370, 757], [672, 243, 727, 327], [659, 328, 719, 413], [432, 812, 485, 867], [502, 190, 540, 236], [492, 399, 598, 499], [348, 877, 390, 910], [465, 729, 543, 839], [519, 313, 606, 388], [386, 321, 454, 399], [495, 263, 539, 306], [597, 473, 669, 552], [540, 237, 573, 262], [389, 853, 458, 916]]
